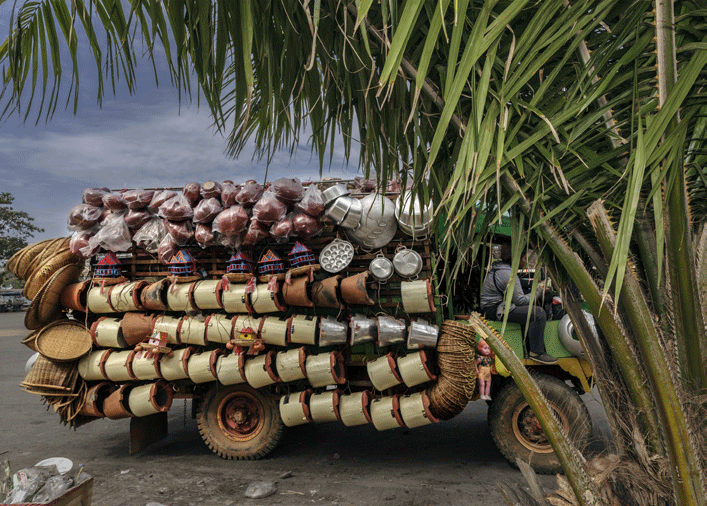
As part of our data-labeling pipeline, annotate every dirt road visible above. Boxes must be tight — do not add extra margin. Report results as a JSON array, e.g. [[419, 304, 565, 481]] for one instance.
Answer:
[[0, 312, 610, 505]]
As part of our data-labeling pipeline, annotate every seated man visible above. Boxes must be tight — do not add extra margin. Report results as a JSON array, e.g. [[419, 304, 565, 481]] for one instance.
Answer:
[[480, 243, 558, 365]]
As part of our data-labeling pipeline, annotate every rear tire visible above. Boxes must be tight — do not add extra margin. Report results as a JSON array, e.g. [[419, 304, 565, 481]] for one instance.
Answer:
[[487, 374, 591, 474], [196, 384, 283, 460]]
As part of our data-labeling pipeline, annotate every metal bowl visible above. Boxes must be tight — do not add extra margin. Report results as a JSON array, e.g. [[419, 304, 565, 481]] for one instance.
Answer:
[[392, 249, 423, 278], [339, 198, 363, 229], [324, 196, 353, 224], [369, 255, 394, 282], [322, 184, 350, 207]]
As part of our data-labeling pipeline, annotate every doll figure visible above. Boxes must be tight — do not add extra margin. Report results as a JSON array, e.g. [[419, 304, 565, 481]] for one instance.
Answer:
[[476, 339, 493, 401]]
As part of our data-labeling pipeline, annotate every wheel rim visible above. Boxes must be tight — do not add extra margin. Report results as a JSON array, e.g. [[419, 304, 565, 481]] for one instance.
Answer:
[[511, 401, 568, 454], [217, 390, 264, 442]]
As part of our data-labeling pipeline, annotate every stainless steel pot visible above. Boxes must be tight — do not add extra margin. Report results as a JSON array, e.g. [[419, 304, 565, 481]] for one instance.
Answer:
[[339, 198, 363, 229], [345, 193, 398, 250], [392, 248, 423, 278], [323, 196, 353, 224], [322, 184, 350, 207], [369, 255, 394, 282]]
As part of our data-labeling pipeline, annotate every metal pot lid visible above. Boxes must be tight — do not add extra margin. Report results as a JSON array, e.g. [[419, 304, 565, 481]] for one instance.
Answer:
[[345, 193, 398, 250], [369, 256, 394, 281], [392, 249, 423, 278], [320, 239, 355, 273]]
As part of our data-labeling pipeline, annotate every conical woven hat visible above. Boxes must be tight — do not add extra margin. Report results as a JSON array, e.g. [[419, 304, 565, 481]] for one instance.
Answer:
[[17, 238, 65, 280], [36, 320, 92, 362], [7, 238, 54, 278], [24, 247, 81, 300], [25, 264, 79, 330]]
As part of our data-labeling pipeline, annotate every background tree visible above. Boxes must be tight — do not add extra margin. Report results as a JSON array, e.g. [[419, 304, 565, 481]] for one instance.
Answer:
[[2, 1, 706, 504], [0, 192, 43, 266]]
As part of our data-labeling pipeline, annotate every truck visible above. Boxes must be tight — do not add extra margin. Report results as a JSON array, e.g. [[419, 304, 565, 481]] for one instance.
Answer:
[[15, 181, 595, 475]]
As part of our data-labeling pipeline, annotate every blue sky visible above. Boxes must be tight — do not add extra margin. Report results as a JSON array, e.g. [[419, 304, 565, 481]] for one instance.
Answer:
[[0, 4, 359, 242]]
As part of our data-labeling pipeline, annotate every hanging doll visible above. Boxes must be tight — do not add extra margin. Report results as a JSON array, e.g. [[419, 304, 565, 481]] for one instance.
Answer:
[[476, 339, 493, 401]]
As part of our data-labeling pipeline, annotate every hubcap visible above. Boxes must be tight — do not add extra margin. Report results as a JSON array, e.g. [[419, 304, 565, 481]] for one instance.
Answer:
[[511, 401, 568, 453], [217, 391, 264, 442]]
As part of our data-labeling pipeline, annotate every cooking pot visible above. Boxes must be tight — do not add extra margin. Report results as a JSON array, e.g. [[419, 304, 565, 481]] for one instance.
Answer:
[[345, 194, 398, 250]]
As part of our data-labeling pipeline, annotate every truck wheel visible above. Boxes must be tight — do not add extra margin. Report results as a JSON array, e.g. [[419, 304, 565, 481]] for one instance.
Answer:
[[196, 384, 283, 460], [487, 374, 591, 474]]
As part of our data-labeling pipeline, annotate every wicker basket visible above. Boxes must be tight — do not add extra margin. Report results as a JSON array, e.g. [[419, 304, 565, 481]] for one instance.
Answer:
[[36, 320, 92, 362]]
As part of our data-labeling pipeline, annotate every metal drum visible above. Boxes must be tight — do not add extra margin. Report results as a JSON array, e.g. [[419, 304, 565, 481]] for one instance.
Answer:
[[127, 381, 174, 417], [220, 283, 250, 313], [287, 314, 319, 345], [166, 282, 196, 312], [399, 391, 439, 428], [109, 281, 147, 312], [190, 279, 222, 310], [276, 347, 308, 383], [250, 282, 287, 314], [339, 391, 372, 427], [309, 390, 341, 423], [279, 390, 312, 427], [397, 350, 436, 387], [214, 352, 246, 385], [407, 319, 439, 349], [370, 395, 404, 431], [319, 317, 348, 347], [243, 351, 279, 389], [259, 316, 289, 347], [87, 286, 116, 313], [366, 353, 402, 391], [350, 314, 377, 346], [159, 347, 193, 381], [377, 316, 406, 347], [401, 279, 436, 313], [178, 316, 207, 346], [153, 315, 182, 345], [205, 314, 233, 344], [131, 352, 162, 381], [306, 351, 346, 388], [187, 350, 219, 383], [78, 349, 111, 381], [90, 317, 127, 348], [103, 350, 136, 382]]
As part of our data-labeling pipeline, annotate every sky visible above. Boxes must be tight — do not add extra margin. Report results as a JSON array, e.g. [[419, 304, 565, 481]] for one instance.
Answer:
[[0, 4, 359, 243]]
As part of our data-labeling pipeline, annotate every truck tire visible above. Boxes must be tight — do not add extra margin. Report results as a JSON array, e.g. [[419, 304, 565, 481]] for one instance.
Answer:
[[487, 374, 591, 474], [196, 384, 283, 460]]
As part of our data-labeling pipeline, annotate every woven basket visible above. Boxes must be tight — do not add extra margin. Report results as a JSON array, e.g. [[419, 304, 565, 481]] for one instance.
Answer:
[[21, 330, 39, 352], [92, 275, 129, 286], [21, 354, 77, 390], [36, 320, 92, 362], [287, 264, 321, 278], [24, 247, 80, 300]]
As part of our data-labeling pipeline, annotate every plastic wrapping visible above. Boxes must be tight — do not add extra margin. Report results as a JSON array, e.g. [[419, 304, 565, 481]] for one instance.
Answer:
[[354, 177, 377, 192], [252, 191, 287, 224], [212, 206, 248, 236], [270, 215, 293, 241], [193, 197, 223, 224], [159, 194, 194, 222], [82, 187, 110, 206], [148, 189, 178, 214], [163, 219, 194, 246], [183, 182, 202, 206], [67, 203, 103, 231], [292, 212, 323, 239], [296, 185, 326, 217], [235, 181, 264, 206], [31, 475, 74, 504], [102, 192, 127, 212], [133, 217, 166, 253], [4, 466, 57, 503], [69, 231, 93, 255], [243, 220, 270, 246], [87, 213, 132, 252], [200, 181, 222, 200], [195, 223, 216, 248], [221, 182, 241, 207], [124, 209, 153, 229], [272, 177, 304, 204], [158, 234, 179, 264], [123, 189, 155, 210]]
